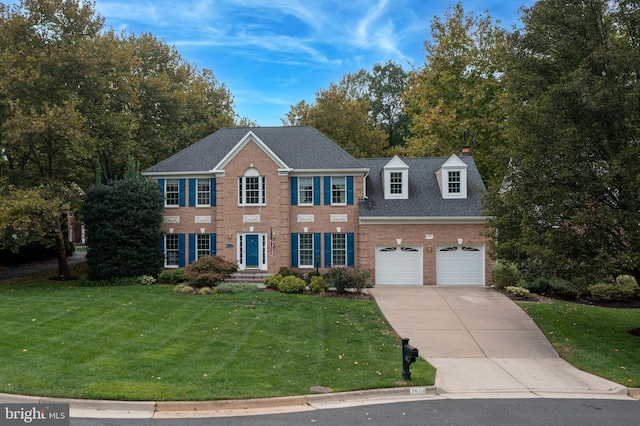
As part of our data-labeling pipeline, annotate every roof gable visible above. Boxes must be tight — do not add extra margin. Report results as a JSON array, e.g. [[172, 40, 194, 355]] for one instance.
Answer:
[[212, 131, 290, 174]]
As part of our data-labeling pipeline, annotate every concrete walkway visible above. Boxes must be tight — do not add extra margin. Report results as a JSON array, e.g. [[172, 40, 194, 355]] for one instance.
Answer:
[[370, 286, 631, 399]]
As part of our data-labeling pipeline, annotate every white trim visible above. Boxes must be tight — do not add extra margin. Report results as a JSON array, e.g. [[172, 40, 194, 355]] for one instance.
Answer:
[[237, 233, 268, 271], [289, 168, 369, 176], [211, 131, 291, 172], [359, 216, 488, 225]]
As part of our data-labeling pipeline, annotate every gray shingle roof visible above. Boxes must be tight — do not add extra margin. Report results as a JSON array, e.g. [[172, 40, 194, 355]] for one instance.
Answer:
[[143, 126, 366, 173], [358, 157, 486, 217]]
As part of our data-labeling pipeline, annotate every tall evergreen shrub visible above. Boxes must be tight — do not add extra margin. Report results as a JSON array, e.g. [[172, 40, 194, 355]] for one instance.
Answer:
[[82, 177, 164, 280]]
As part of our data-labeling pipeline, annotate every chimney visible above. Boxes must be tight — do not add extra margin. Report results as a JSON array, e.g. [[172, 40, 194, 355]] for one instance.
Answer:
[[460, 144, 472, 157]]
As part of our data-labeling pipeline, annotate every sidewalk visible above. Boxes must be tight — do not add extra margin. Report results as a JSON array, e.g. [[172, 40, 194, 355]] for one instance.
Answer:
[[370, 286, 632, 399]]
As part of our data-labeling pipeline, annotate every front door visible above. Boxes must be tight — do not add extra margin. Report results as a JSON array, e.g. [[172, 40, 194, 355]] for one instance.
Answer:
[[245, 234, 259, 268]]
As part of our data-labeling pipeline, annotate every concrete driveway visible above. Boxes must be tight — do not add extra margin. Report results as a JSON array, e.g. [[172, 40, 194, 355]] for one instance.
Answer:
[[370, 286, 630, 399]]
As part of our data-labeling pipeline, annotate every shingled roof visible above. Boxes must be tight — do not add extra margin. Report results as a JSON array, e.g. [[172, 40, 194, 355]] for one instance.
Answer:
[[143, 126, 366, 174], [358, 157, 486, 218]]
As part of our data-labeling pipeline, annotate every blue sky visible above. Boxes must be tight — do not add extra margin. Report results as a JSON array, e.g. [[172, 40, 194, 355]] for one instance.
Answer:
[[9, 0, 536, 126]]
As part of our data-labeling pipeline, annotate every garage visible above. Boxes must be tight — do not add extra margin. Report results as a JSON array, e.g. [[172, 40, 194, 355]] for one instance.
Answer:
[[436, 246, 484, 286], [375, 245, 423, 285]]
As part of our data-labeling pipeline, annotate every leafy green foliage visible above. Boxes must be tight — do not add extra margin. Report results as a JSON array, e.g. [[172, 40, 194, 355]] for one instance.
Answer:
[[309, 276, 328, 294], [157, 269, 185, 284], [505, 286, 530, 300], [525, 278, 582, 300], [215, 283, 259, 294], [587, 282, 636, 302], [486, 0, 640, 284], [81, 178, 164, 280], [324, 267, 371, 294], [492, 262, 523, 290], [277, 275, 306, 294], [263, 275, 282, 290], [183, 255, 238, 288]]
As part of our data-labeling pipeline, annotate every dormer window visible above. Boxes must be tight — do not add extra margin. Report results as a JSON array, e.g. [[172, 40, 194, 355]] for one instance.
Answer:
[[439, 154, 468, 199], [383, 156, 409, 200]]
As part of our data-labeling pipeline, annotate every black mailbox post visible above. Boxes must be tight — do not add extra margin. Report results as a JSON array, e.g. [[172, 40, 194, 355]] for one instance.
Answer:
[[402, 337, 418, 380]]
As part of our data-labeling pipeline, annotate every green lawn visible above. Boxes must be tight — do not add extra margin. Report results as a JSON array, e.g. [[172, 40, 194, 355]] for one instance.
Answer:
[[0, 266, 434, 401], [519, 300, 640, 387]]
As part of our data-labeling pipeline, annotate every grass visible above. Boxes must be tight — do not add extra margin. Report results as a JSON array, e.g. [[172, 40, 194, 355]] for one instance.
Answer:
[[519, 300, 640, 387], [0, 265, 434, 401]]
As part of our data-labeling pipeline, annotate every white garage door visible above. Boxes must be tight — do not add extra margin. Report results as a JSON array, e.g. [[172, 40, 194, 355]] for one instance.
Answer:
[[375, 246, 423, 285], [437, 246, 484, 286]]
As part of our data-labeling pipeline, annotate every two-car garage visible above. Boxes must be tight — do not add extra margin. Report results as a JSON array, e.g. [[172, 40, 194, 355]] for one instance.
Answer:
[[375, 245, 485, 286]]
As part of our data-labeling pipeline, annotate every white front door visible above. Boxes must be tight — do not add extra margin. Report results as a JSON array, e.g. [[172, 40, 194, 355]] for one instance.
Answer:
[[375, 245, 423, 285]]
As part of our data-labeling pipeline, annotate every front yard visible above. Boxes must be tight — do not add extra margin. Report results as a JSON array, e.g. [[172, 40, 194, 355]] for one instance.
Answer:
[[0, 266, 434, 401]]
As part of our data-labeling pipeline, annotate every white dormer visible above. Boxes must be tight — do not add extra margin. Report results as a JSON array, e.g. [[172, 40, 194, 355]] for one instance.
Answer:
[[437, 154, 468, 199], [383, 155, 409, 199]]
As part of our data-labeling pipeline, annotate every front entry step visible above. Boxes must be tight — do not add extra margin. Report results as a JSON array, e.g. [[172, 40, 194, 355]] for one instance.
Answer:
[[225, 272, 270, 285]]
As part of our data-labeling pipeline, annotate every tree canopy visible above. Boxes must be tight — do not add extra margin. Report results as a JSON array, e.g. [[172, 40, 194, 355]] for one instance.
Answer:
[[485, 0, 640, 284]]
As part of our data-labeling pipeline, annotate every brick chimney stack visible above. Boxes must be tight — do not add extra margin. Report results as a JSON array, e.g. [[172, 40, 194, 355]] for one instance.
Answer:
[[460, 144, 472, 156]]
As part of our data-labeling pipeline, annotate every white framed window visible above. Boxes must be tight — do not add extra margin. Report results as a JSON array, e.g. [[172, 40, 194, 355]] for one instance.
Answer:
[[332, 233, 346, 267], [165, 179, 179, 207], [448, 171, 461, 194], [390, 172, 403, 194], [238, 168, 266, 206], [331, 177, 346, 205], [299, 177, 314, 205], [165, 234, 179, 267], [196, 234, 210, 259], [299, 233, 314, 267], [196, 179, 210, 206]]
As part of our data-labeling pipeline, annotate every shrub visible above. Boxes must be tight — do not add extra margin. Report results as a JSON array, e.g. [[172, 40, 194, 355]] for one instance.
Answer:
[[616, 275, 638, 287], [309, 276, 328, 294], [80, 276, 142, 287], [198, 287, 215, 295], [526, 277, 581, 299], [173, 284, 195, 294], [140, 275, 157, 285], [215, 283, 259, 294], [264, 275, 282, 289], [505, 286, 530, 300], [492, 262, 522, 290], [82, 177, 164, 280], [157, 269, 185, 284], [183, 255, 237, 288], [278, 275, 306, 293], [587, 282, 635, 301], [324, 267, 371, 294]]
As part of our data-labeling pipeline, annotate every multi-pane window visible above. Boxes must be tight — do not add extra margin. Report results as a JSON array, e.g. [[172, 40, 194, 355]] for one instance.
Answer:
[[165, 234, 179, 267], [299, 234, 314, 267], [332, 233, 346, 267], [165, 179, 179, 206], [331, 177, 346, 205], [238, 175, 266, 205], [448, 171, 461, 194], [390, 172, 403, 194], [196, 234, 210, 259], [299, 177, 313, 205], [196, 179, 210, 206]]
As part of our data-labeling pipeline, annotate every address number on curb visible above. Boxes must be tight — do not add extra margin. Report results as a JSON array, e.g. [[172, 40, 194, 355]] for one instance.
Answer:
[[410, 387, 427, 395]]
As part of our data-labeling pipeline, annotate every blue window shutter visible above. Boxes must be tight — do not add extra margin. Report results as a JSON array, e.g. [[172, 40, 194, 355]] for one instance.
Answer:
[[347, 176, 354, 205], [324, 233, 332, 267], [158, 179, 165, 200], [160, 236, 165, 262], [313, 176, 320, 205], [210, 234, 216, 256], [188, 179, 196, 207], [291, 233, 299, 268], [188, 234, 196, 264], [290, 177, 298, 206], [314, 233, 321, 267], [324, 176, 331, 205], [178, 234, 186, 267], [178, 179, 186, 207], [210, 178, 216, 206], [347, 232, 355, 267]]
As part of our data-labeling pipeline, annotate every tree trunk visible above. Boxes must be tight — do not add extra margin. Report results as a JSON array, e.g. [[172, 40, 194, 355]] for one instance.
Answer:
[[55, 217, 72, 279]]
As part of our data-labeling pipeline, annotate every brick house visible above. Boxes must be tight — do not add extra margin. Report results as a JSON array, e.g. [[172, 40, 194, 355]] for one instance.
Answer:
[[142, 126, 493, 286]]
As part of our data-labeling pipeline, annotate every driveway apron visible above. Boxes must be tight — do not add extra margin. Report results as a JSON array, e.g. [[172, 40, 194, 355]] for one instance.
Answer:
[[371, 286, 629, 398]]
